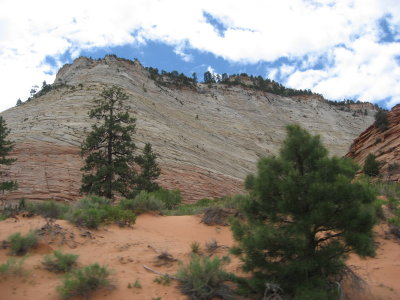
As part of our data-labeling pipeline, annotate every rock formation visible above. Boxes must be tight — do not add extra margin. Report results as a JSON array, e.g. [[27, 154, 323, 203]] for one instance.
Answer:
[[0, 55, 377, 203], [346, 104, 400, 181]]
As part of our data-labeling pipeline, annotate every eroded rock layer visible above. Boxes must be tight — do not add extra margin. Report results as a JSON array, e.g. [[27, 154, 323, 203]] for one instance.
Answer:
[[346, 104, 400, 181], [0, 56, 376, 202]]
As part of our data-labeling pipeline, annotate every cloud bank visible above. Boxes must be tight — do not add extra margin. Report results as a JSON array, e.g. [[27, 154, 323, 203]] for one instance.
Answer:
[[0, 0, 399, 111]]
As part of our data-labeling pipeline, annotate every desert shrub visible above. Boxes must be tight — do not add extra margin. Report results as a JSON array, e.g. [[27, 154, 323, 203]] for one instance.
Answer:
[[222, 194, 249, 210], [374, 110, 389, 131], [190, 241, 202, 255], [201, 207, 232, 226], [75, 196, 111, 209], [67, 196, 136, 229], [162, 198, 216, 216], [67, 208, 107, 229], [8, 231, 38, 256], [26, 201, 71, 219], [0, 257, 28, 276], [103, 206, 136, 227], [119, 191, 165, 212], [372, 181, 400, 199], [57, 263, 111, 300], [42, 250, 78, 273], [363, 153, 381, 177], [151, 188, 182, 209], [177, 255, 233, 300]]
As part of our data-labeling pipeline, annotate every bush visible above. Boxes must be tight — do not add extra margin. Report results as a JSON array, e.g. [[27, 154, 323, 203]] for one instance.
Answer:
[[363, 153, 381, 177], [26, 201, 71, 219], [151, 189, 182, 209], [119, 191, 165, 212], [162, 198, 215, 216], [67, 196, 136, 229], [374, 110, 389, 131], [75, 196, 111, 209], [103, 206, 136, 227], [8, 231, 38, 256], [0, 257, 28, 276], [67, 208, 107, 229], [57, 263, 111, 300], [42, 250, 78, 273], [372, 181, 400, 199], [177, 255, 233, 300]]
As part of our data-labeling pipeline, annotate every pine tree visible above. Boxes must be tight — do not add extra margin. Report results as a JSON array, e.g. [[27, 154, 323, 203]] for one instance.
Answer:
[[136, 143, 161, 192], [231, 124, 376, 299], [0, 117, 18, 194], [363, 153, 380, 177], [374, 110, 389, 131], [80, 86, 137, 199]]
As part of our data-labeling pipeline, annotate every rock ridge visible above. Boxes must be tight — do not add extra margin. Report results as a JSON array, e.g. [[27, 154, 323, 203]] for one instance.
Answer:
[[0, 56, 377, 202]]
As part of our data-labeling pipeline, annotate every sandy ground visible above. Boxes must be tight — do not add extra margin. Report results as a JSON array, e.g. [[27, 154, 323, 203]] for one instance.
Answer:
[[0, 214, 399, 300]]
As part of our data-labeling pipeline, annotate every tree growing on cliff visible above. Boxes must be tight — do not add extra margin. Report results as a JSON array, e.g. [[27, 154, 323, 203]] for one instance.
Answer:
[[80, 86, 137, 199], [0, 117, 18, 194], [135, 143, 161, 193], [230, 124, 376, 299], [374, 110, 389, 131], [363, 153, 380, 177]]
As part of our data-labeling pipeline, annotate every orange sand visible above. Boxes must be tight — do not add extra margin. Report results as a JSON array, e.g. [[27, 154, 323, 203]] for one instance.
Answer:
[[0, 214, 399, 300]]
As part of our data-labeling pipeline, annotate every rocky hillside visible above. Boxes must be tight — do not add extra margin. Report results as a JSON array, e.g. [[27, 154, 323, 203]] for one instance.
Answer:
[[346, 104, 400, 181], [0, 55, 377, 203]]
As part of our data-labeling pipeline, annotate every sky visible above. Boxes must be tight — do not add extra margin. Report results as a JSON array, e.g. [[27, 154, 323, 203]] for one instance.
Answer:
[[1, 0, 400, 113]]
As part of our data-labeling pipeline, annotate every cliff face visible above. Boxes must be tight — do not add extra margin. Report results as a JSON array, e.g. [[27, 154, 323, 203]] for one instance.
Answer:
[[0, 55, 376, 203], [346, 105, 400, 181]]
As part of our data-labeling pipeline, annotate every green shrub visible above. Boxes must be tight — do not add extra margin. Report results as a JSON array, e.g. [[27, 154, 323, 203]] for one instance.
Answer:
[[152, 188, 182, 209], [103, 206, 136, 227], [26, 201, 71, 219], [66, 208, 107, 229], [372, 181, 400, 199], [0, 257, 28, 276], [374, 110, 389, 131], [67, 196, 136, 229], [42, 250, 78, 273], [8, 231, 38, 256], [57, 263, 111, 300], [162, 198, 216, 216], [363, 153, 381, 177], [75, 196, 111, 209], [119, 191, 165, 212], [177, 255, 233, 300]]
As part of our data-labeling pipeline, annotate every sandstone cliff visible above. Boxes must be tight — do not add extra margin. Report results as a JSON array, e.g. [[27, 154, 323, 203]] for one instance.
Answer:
[[346, 104, 400, 181], [0, 55, 377, 202]]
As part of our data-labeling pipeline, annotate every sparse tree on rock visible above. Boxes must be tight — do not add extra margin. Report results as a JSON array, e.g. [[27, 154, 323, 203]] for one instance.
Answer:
[[231, 124, 376, 299], [374, 110, 389, 131], [0, 117, 18, 195], [363, 153, 380, 177], [136, 143, 161, 193], [80, 86, 137, 199]]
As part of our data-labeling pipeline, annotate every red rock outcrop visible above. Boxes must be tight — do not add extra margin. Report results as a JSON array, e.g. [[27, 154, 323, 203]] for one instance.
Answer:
[[346, 104, 400, 181]]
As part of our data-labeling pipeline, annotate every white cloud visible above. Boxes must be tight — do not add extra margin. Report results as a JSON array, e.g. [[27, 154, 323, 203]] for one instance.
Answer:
[[0, 0, 400, 111]]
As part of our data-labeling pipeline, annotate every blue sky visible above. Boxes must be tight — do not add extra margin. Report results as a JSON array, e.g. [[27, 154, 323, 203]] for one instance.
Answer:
[[1, 0, 400, 112]]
